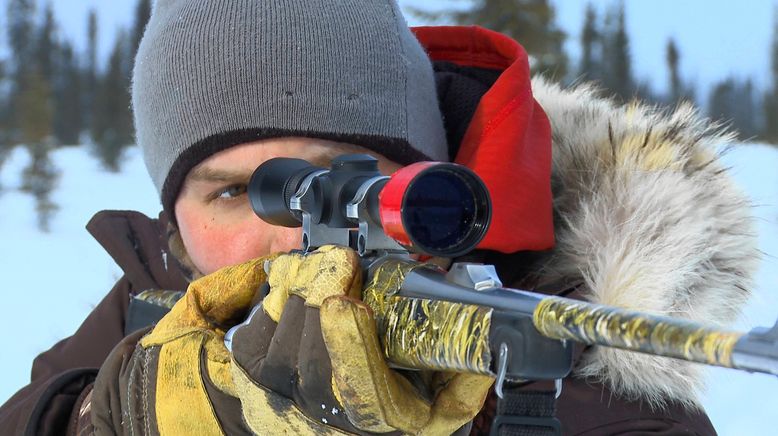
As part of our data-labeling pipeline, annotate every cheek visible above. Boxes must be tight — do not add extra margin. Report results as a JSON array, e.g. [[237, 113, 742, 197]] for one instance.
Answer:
[[176, 205, 303, 275]]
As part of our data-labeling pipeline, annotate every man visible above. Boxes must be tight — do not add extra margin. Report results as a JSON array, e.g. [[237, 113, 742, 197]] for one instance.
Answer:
[[0, 0, 758, 434]]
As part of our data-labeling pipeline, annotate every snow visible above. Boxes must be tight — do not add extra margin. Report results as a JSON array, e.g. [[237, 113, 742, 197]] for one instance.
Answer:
[[0, 145, 159, 405], [701, 144, 778, 434], [1, 143, 777, 434]]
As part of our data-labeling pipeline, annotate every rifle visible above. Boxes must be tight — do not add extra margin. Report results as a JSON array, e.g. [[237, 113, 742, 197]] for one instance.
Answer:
[[247, 153, 778, 399]]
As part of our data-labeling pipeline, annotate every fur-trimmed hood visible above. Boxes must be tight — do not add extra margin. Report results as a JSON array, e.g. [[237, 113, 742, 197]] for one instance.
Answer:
[[531, 76, 760, 409]]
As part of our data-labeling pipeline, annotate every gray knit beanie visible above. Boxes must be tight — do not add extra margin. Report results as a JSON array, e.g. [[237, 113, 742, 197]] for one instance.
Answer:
[[132, 0, 448, 215]]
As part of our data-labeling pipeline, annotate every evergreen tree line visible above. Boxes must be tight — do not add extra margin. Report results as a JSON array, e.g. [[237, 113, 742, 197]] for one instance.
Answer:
[[413, 0, 778, 144], [2, 0, 777, 155], [1, 0, 777, 230], [580, 2, 775, 143], [0, 0, 151, 170], [0, 0, 149, 232]]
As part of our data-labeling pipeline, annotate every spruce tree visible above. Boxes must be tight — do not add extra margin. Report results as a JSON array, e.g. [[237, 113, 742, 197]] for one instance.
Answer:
[[709, 79, 733, 121], [84, 9, 98, 135], [35, 2, 63, 144], [0, 5, 9, 146], [5, 0, 60, 226], [0, 59, 9, 146], [763, 8, 778, 143], [601, 1, 633, 101], [737, 79, 758, 139], [709, 77, 758, 140], [666, 38, 680, 103], [19, 141, 60, 231], [92, 31, 133, 171], [87, 10, 98, 76], [7, 0, 37, 142], [19, 68, 58, 234], [409, 0, 568, 80], [53, 42, 82, 144], [35, 2, 56, 82], [11, 1, 55, 146], [579, 3, 600, 81], [663, 38, 696, 106], [18, 71, 52, 145], [7, 0, 36, 77]]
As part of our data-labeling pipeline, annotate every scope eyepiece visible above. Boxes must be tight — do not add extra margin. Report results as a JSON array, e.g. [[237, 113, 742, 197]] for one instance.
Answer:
[[248, 157, 320, 227]]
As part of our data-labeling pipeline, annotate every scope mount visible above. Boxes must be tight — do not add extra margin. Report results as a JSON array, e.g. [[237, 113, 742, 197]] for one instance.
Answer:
[[288, 155, 407, 255]]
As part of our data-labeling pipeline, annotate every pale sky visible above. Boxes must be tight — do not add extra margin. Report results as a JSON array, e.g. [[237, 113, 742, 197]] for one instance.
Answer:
[[38, 0, 778, 100]]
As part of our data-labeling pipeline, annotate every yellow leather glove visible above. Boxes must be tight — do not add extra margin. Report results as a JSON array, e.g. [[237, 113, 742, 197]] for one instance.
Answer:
[[134, 253, 280, 435], [127, 245, 491, 435], [228, 245, 493, 435]]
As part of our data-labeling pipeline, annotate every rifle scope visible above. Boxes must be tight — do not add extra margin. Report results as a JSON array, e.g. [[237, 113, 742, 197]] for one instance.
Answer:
[[248, 154, 491, 257]]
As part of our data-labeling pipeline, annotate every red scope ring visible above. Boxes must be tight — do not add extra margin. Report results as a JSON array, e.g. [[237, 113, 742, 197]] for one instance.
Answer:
[[378, 162, 491, 256], [378, 162, 438, 248]]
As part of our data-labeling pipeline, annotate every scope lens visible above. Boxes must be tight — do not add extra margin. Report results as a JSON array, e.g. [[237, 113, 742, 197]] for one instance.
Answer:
[[402, 166, 490, 257]]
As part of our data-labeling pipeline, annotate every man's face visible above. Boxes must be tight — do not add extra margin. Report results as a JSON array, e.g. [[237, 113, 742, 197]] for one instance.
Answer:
[[174, 137, 403, 275]]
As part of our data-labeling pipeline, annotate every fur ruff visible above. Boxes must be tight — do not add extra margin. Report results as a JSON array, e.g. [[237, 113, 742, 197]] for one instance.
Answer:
[[531, 77, 760, 409]]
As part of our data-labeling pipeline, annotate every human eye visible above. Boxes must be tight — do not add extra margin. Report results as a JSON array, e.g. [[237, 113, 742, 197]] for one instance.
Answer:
[[211, 183, 248, 201]]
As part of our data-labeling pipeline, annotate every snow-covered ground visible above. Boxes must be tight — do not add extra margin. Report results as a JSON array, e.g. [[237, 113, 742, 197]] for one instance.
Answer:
[[0, 143, 776, 434], [700, 143, 778, 435], [0, 145, 160, 405]]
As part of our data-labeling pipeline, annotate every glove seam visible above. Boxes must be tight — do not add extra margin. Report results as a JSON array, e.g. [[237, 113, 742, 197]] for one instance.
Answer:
[[142, 346, 152, 435]]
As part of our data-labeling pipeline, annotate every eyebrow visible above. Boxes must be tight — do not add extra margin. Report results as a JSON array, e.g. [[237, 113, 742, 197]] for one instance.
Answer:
[[186, 166, 253, 183], [185, 148, 356, 184], [308, 153, 338, 168]]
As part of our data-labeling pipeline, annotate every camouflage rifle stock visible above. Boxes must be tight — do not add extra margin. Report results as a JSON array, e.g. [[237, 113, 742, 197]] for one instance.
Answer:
[[358, 257, 778, 396]]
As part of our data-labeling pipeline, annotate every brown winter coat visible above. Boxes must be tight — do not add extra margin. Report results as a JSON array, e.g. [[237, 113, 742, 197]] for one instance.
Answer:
[[0, 211, 189, 435]]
